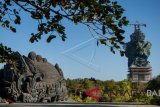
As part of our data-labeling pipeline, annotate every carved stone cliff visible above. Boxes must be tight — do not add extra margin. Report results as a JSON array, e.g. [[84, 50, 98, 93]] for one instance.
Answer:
[[0, 51, 68, 102]]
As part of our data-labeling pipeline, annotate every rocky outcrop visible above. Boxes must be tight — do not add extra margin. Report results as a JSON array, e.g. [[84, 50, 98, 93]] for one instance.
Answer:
[[0, 51, 68, 102]]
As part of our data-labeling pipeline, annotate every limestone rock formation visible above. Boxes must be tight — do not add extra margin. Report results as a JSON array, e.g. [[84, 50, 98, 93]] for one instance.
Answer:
[[0, 51, 68, 102]]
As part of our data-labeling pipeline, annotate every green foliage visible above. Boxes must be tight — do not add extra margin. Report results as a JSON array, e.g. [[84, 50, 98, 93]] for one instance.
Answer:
[[0, 0, 129, 65], [84, 96, 96, 102], [1, 0, 129, 42], [147, 75, 160, 90], [146, 75, 160, 105], [67, 78, 132, 102], [71, 95, 83, 103], [66, 78, 159, 104], [0, 44, 17, 68], [150, 96, 160, 105]]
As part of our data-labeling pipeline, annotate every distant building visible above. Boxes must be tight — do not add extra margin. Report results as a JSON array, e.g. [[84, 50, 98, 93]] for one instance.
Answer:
[[125, 23, 152, 83]]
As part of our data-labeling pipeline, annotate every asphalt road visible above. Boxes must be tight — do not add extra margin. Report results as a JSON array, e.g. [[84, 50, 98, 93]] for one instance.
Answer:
[[0, 103, 159, 107]]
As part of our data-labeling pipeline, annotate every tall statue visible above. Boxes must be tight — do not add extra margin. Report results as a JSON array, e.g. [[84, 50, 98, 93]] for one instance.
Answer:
[[125, 24, 152, 67]]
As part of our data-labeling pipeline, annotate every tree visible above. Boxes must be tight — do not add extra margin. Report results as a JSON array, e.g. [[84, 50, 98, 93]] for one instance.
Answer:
[[0, 0, 129, 66], [145, 75, 160, 104], [147, 75, 160, 91]]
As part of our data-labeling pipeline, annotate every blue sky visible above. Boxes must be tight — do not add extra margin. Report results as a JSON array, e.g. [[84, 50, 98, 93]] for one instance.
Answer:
[[0, 0, 160, 81]]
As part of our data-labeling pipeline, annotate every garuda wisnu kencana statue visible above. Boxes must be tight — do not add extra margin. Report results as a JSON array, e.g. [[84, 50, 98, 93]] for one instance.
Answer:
[[125, 25, 151, 67]]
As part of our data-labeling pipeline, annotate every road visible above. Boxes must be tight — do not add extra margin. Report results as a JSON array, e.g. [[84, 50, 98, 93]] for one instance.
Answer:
[[0, 103, 159, 107]]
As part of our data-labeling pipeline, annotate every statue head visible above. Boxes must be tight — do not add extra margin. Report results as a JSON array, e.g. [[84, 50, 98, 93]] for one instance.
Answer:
[[28, 51, 36, 61], [36, 55, 42, 62]]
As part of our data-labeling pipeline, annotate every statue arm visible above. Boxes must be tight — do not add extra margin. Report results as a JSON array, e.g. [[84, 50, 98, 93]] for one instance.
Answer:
[[143, 42, 151, 57]]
